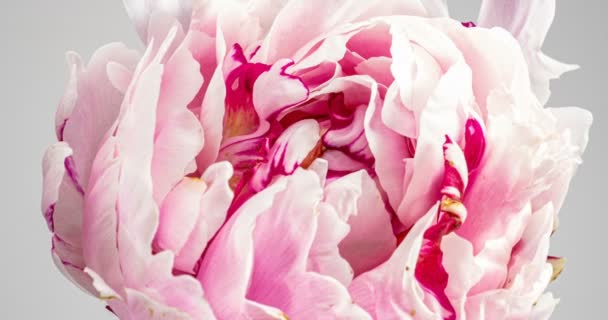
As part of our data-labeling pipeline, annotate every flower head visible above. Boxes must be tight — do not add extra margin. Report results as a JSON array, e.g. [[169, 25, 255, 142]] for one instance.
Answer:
[[42, 1, 592, 319]]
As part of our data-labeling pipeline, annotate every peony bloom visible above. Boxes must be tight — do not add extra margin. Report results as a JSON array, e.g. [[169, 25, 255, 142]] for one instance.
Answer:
[[41, 0, 592, 319]]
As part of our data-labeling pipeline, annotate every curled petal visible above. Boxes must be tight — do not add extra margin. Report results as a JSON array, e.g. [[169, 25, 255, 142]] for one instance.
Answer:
[[123, 0, 193, 42], [478, 0, 577, 104]]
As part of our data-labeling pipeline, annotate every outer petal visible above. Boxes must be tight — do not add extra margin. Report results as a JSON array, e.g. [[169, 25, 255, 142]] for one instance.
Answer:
[[156, 162, 233, 273], [396, 61, 473, 228], [349, 204, 443, 319], [478, 0, 577, 104], [260, 0, 429, 63], [123, 0, 193, 42], [251, 119, 321, 191], [41, 142, 72, 231], [83, 30, 215, 318], [324, 171, 396, 276], [61, 43, 139, 190], [152, 32, 205, 204], [200, 169, 369, 319]]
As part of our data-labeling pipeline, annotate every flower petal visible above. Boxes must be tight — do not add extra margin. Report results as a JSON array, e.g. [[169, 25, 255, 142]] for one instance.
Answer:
[[324, 171, 396, 276], [349, 203, 444, 319], [200, 169, 368, 319], [478, 0, 577, 104], [123, 0, 193, 42]]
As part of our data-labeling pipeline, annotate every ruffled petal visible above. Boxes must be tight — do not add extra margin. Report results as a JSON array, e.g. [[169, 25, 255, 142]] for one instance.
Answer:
[[349, 204, 444, 319], [123, 0, 193, 42], [478, 0, 577, 104], [200, 169, 368, 319], [324, 171, 396, 276]]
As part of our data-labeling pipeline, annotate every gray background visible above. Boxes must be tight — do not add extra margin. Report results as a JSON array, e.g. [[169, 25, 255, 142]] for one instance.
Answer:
[[0, 1, 605, 319]]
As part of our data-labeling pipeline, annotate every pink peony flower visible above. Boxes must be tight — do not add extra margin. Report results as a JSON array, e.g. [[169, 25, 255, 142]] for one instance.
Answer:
[[42, 0, 592, 319]]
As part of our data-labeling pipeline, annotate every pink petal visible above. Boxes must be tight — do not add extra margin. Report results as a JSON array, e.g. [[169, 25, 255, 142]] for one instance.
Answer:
[[152, 35, 205, 204], [349, 203, 444, 319], [364, 80, 409, 211], [252, 59, 309, 121], [123, 0, 192, 42], [260, 0, 427, 63], [396, 61, 472, 228], [41, 142, 72, 231], [61, 43, 139, 190], [172, 163, 233, 273], [324, 171, 396, 276], [251, 119, 321, 191], [307, 202, 353, 286], [478, 0, 578, 104], [200, 170, 368, 319]]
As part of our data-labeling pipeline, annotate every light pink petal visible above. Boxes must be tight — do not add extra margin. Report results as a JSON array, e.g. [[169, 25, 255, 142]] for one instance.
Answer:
[[251, 119, 321, 191], [260, 0, 427, 63], [349, 203, 444, 319], [438, 21, 530, 117], [152, 35, 205, 204], [41, 142, 72, 231], [83, 138, 124, 295], [532, 107, 593, 213], [156, 177, 207, 256], [200, 170, 368, 319], [354, 57, 393, 87], [307, 202, 353, 286], [463, 204, 555, 319], [396, 61, 472, 228], [55, 52, 81, 140], [364, 79, 409, 211], [61, 43, 139, 190], [52, 253, 96, 296], [324, 171, 396, 276], [174, 162, 234, 273], [529, 293, 559, 320], [123, 0, 192, 42], [422, 0, 449, 17], [383, 18, 450, 137], [252, 59, 309, 120], [440, 234, 484, 318], [478, 0, 578, 104], [550, 107, 592, 154], [198, 177, 289, 319], [197, 59, 227, 170]]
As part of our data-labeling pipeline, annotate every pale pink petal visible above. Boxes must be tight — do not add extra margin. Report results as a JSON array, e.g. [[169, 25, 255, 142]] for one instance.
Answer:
[[440, 234, 484, 318], [156, 177, 207, 256], [364, 79, 409, 211], [251, 119, 321, 191], [260, 0, 428, 63], [529, 293, 559, 320], [396, 61, 472, 228], [55, 52, 81, 140], [252, 59, 309, 120], [463, 204, 555, 319], [422, 0, 449, 17], [324, 171, 396, 276], [123, 0, 192, 42], [152, 35, 204, 204], [61, 43, 139, 190], [52, 253, 97, 296], [173, 162, 234, 273], [41, 142, 72, 231], [200, 170, 368, 319], [532, 107, 593, 213], [83, 138, 124, 295], [349, 203, 443, 319], [478, 0, 578, 104], [307, 202, 353, 286], [438, 22, 530, 117], [197, 60, 227, 170]]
